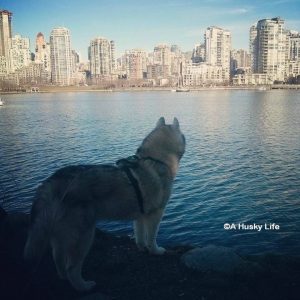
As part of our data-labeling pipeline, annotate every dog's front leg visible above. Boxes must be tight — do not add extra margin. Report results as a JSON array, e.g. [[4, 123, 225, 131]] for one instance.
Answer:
[[144, 208, 166, 255], [134, 217, 147, 251]]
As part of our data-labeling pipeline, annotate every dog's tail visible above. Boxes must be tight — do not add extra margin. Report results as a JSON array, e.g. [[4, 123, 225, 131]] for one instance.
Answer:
[[24, 175, 75, 263], [23, 196, 52, 263], [24, 222, 48, 263]]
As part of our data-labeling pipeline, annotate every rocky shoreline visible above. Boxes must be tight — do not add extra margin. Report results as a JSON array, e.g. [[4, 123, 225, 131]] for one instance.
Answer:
[[0, 209, 299, 300]]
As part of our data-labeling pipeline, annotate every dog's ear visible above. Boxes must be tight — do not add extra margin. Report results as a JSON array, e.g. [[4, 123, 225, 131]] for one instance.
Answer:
[[172, 117, 180, 129], [156, 117, 166, 128]]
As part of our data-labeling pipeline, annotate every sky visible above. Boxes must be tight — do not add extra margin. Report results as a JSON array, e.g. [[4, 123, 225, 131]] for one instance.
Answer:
[[1, 0, 300, 61]]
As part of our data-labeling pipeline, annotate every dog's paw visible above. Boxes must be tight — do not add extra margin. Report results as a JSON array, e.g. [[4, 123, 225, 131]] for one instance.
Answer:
[[148, 246, 166, 255]]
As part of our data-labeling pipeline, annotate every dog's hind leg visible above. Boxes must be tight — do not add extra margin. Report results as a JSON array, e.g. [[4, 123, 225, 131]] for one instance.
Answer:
[[134, 217, 147, 251], [65, 227, 96, 291], [144, 208, 166, 255], [52, 240, 67, 279]]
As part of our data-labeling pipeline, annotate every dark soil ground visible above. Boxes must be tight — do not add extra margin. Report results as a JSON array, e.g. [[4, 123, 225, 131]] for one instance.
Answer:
[[0, 211, 300, 300]]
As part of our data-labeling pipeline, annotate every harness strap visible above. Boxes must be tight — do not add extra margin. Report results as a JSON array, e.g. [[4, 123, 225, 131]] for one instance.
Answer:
[[121, 166, 145, 214], [116, 154, 170, 215], [116, 156, 145, 214]]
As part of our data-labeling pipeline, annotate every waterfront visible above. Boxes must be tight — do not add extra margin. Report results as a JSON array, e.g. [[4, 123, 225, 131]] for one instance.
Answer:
[[0, 90, 299, 255]]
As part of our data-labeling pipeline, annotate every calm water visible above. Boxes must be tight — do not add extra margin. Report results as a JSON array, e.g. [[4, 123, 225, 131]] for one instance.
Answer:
[[0, 90, 299, 255]]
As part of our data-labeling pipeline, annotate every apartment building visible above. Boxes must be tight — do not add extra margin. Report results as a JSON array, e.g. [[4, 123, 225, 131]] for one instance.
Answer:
[[153, 44, 171, 77], [89, 37, 115, 81], [34, 32, 51, 80], [9, 34, 31, 72], [0, 10, 12, 57], [125, 49, 147, 80], [251, 17, 287, 82], [183, 63, 228, 86], [204, 26, 231, 79], [0, 10, 12, 76], [50, 27, 73, 85], [230, 49, 251, 75]]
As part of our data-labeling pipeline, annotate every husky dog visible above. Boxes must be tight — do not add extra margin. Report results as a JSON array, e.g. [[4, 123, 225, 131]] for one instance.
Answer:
[[24, 117, 185, 291]]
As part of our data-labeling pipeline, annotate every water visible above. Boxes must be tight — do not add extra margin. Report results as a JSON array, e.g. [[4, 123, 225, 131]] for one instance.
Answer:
[[0, 90, 299, 255]]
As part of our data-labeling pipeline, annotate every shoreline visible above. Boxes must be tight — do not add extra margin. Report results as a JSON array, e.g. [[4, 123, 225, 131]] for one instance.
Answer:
[[1, 210, 300, 300], [1, 84, 300, 95]]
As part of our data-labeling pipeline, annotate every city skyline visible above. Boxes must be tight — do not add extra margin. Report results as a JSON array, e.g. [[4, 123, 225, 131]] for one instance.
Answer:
[[1, 0, 300, 60]]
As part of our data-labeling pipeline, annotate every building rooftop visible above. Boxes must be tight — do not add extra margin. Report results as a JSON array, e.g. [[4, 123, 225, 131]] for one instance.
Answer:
[[0, 10, 13, 15]]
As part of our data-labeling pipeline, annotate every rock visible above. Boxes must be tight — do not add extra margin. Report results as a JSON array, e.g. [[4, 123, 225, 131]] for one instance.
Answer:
[[181, 245, 252, 274]]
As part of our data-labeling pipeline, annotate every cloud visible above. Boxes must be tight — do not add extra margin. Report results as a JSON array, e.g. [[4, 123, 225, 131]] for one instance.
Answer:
[[197, 6, 253, 17], [228, 8, 249, 14]]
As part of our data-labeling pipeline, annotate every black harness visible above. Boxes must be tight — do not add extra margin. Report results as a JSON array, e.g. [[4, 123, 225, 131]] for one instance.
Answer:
[[116, 155, 169, 214]]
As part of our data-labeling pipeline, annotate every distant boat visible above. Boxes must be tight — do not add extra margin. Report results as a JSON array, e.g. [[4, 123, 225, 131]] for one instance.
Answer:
[[176, 88, 190, 92], [258, 86, 267, 91], [0, 98, 4, 106]]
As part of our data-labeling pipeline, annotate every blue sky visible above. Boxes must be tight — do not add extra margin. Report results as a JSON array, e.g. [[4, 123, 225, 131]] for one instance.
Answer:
[[1, 0, 300, 61]]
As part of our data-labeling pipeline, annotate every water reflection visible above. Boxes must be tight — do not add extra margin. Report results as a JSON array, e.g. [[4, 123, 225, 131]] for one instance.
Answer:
[[0, 91, 299, 254]]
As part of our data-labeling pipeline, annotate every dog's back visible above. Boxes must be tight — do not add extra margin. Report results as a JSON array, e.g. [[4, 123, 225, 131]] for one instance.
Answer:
[[24, 164, 141, 262]]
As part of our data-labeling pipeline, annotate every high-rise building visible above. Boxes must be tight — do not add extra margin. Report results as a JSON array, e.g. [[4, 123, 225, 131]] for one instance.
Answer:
[[192, 44, 205, 63], [287, 31, 300, 61], [250, 17, 287, 81], [170, 53, 183, 77], [125, 49, 147, 80], [0, 10, 12, 76], [0, 10, 12, 57], [153, 44, 171, 77], [230, 49, 251, 74], [249, 24, 258, 72], [50, 27, 73, 85], [35, 32, 51, 79], [204, 26, 231, 79], [110, 40, 116, 71], [147, 64, 165, 80], [71, 49, 80, 73], [9, 34, 31, 72], [285, 30, 300, 81], [89, 37, 115, 81]]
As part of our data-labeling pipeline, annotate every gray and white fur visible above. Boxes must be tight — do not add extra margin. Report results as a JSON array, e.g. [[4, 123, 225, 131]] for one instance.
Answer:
[[24, 117, 185, 291]]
